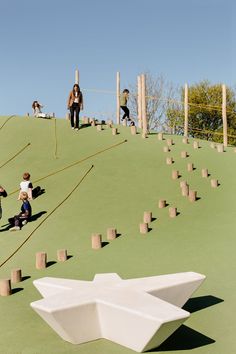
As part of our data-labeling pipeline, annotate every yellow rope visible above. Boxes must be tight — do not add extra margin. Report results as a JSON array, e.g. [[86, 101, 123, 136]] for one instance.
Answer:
[[53, 118, 58, 159], [0, 143, 31, 169], [0, 165, 94, 269], [0, 115, 16, 131], [8, 139, 127, 196]]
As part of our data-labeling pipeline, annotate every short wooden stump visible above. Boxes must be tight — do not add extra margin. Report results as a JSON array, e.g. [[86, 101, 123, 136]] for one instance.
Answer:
[[11, 268, 22, 283], [181, 151, 188, 158], [36, 252, 47, 269], [166, 138, 173, 146], [201, 168, 208, 178], [139, 223, 148, 234], [143, 211, 152, 223], [217, 144, 224, 153], [57, 249, 68, 262], [158, 199, 166, 208], [166, 157, 173, 165], [112, 128, 118, 136], [158, 132, 163, 141], [187, 163, 194, 172], [107, 228, 117, 241], [193, 141, 199, 149], [131, 126, 137, 135], [97, 125, 102, 132], [181, 184, 189, 197], [91, 233, 102, 249], [211, 179, 218, 188], [0, 279, 11, 296], [169, 207, 177, 218], [189, 190, 197, 202], [182, 137, 188, 144], [163, 146, 170, 153]]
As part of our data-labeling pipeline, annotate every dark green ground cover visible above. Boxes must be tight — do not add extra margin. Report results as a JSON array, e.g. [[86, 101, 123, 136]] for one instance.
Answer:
[[0, 116, 235, 354]]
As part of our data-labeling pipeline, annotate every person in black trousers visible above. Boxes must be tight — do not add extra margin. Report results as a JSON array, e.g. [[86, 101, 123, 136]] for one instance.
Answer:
[[67, 84, 84, 130]]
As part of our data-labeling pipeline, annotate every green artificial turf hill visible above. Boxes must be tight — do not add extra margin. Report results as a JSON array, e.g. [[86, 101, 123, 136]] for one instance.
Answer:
[[0, 115, 236, 354]]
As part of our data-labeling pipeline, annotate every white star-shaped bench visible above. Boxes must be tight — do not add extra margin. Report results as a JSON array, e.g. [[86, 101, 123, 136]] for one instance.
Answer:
[[31, 272, 205, 352]]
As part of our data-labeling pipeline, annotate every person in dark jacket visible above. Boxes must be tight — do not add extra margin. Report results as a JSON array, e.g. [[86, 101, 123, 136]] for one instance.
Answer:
[[9, 192, 32, 231]]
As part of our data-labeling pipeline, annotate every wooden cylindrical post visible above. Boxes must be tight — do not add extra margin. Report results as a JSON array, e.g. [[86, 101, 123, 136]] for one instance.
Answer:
[[158, 132, 163, 141], [97, 125, 102, 132], [217, 144, 224, 153], [91, 119, 96, 127], [166, 157, 173, 165], [211, 179, 218, 188], [182, 137, 188, 144], [116, 72, 120, 125], [57, 249, 68, 262], [107, 228, 117, 241], [122, 119, 127, 126], [143, 211, 152, 223], [141, 74, 148, 136], [112, 127, 118, 135], [169, 207, 177, 218], [189, 190, 197, 202], [222, 84, 228, 147], [11, 269, 22, 283], [139, 223, 148, 234], [201, 168, 208, 178], [181, 184, 189, 197], [234, 148, 236, 153], [163, 146, 170, 153], [193, 141, 199, 149], [137, 75, 142, 129], [91, 233, 102, 249], [187, 163, 194, 172], [36, 252, 47, 269], [0, 279, 11, 296], [184, 83, 188, 137], [158, 199, 166, 208], [181, 151, 188, 158], [75, 68, 79, 84], [166, 138, 173, 146], [131, 125, 137, 135], [172, 170, 179, 180], [180, 180, 187, 188]]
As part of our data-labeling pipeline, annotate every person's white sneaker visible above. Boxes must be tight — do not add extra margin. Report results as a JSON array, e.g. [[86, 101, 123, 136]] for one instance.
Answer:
[[10, 226, 20, 231], [75, 128, 79, 131], [71, 127, 74, 129], [22, 220, 28, 226]]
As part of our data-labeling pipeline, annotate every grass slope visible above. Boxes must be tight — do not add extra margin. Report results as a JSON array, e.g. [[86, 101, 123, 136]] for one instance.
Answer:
[[0, 115, 235, 354]]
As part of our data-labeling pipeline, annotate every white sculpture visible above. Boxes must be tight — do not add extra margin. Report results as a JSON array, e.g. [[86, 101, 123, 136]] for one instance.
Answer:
[[31, 272, 205, 352]]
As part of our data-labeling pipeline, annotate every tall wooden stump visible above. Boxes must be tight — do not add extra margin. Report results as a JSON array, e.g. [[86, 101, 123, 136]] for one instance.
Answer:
[[91, 233, 102, 249], [163, 146, 170, 153], [201, 168, 208, 178], [182, 137, 188, 144], [193, 141, 199, 149], [187, 163, 194, 172], [181, 151, 188, 158], [139, 223, 148, 234], [158, 132, 163, 140], [97, 125, 102, 132], [158, 199, 166, 208], [189, 190, 197, 202], [211, 179, 218, 188], [0, 279, 11, 296], [172, 170, 179, 180], [112, 128, 118, 136], [166, 157, 173, 165], [217, 144, 224, 153], [169, 207, 177, 218], [107, 228, 117, 240], [11, 269, 22, 283], [57, 249, 68, 262], [143, 211, 152, 223], [130, 125, 137, 135], [166, 138, 173, 146], [36, 252, 47, 269]]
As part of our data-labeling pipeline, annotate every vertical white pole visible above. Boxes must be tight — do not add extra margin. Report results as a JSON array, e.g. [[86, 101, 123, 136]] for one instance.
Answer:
[[116, 72, 120, 125], [137, 75, 142, 129], [141, 74, 148, 135], [222, 84, 228, 147], [75, 69, 79, 84], [184, 83, 188, 137]]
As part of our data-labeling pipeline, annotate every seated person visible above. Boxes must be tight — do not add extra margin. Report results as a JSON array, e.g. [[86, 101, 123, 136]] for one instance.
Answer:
[[32, 101, 53, 118], [9, 192, 32, 231]]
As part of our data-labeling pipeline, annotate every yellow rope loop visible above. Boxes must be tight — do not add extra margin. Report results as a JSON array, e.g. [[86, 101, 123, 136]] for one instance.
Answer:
[[0, 165, 94, 269], [8, 139, 127, 196], [0, 143, 31, 169]]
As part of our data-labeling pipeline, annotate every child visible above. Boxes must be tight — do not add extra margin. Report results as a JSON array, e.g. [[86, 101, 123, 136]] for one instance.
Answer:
[[0, 185, 7, 220], [9, 192, 32, 231], [18, 172, 33, 200], [120, 89, 131, 121]]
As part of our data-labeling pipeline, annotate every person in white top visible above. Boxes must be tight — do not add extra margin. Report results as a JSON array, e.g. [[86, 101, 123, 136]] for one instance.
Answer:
[[18, 172, 33, 200]]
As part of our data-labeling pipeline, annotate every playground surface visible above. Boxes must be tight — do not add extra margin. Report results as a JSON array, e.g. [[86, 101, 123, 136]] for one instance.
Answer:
[[0, 115, 235, 354]]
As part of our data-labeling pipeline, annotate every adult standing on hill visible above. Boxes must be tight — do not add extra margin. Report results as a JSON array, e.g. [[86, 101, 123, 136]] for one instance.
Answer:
[[67, 84, 83, 130], [0, 185, 7, 220]]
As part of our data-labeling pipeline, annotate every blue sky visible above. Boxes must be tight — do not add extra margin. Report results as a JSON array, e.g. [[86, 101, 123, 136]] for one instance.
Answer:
[[0, 0, 234, 118]]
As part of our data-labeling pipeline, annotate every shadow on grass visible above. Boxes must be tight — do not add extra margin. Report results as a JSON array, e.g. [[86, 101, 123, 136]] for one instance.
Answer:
[[11, 287, 24, 295], [183, 295, 224, 313], [46, 261, 57, 268], [21, 275, 31, 282], [30, 211, 47, 222], [102, 241, 109, 248], [152, 325, 215, 352]]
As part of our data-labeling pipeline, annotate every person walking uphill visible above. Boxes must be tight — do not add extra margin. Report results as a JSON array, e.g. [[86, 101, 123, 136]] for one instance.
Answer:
[[0, 185, 7, 220], [67, 84, 83, 130], [120, 89, 131, 122]]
